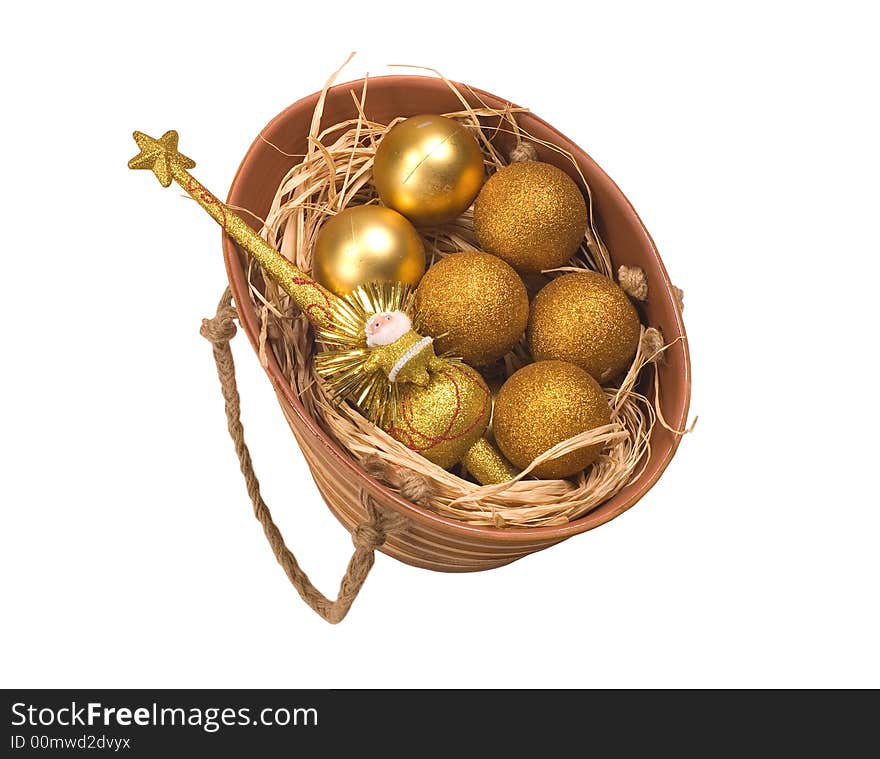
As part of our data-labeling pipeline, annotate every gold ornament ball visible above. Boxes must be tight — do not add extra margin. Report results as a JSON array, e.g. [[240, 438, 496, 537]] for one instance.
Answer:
[[373, 114, 485, 226], [414, 251, 529, 366], [387, 363, 491, 469], [312, 205, 425, 296], [528, 271, 641, 383], [473, 161, 588, 273], [493, 360, 611, 479]]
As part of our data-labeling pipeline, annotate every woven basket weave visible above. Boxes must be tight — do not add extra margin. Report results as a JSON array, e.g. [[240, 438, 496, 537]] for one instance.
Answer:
[[221, 75, 690, 574]]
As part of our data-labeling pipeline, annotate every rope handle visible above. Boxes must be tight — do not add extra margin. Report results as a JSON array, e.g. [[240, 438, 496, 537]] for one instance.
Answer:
[[199, 289, 403, 624]]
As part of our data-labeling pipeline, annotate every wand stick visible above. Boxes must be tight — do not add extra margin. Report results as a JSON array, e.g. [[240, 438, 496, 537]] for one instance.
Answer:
[[128, 129, 338, 329]]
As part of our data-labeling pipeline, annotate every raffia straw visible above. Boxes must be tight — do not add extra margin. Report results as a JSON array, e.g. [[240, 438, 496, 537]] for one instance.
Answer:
[[244, 66, 682, 528]]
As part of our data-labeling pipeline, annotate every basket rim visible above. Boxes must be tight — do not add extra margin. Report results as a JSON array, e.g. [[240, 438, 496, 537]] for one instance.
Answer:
[[223, 74, 691, 543]]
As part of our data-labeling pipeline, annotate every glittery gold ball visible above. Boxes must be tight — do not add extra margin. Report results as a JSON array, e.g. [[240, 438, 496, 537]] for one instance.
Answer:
[[387, 363, 491, 469], [528, 272, 641, 384], [373, 115, 485, 226], [414, 252, 528, 366], [493, 361, 611, 479], [312, 205, 426, 297], [473, 161, 588, 273]]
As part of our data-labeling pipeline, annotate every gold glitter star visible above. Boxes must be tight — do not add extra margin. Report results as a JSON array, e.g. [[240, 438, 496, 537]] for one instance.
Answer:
[[128, 130, 195, 187]]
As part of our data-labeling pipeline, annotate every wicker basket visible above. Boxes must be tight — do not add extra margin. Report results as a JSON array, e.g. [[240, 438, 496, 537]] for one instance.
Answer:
[[221, 75, 690, 575]]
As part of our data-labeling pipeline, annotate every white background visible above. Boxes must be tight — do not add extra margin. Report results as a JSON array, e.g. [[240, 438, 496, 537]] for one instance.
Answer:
[[1, 1, 877, 688]]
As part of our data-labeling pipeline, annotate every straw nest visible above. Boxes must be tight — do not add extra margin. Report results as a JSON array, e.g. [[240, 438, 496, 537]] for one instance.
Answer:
[[241, 66, 679, 528]]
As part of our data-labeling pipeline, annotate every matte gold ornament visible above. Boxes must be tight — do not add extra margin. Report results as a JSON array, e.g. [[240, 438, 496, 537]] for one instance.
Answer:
[[493, 360, 612, 479], [373, 114, 485, 226], [312, 205, 425, 296], [473, 161, 588, 273], [414, 251, 528, 366], [528, 271, 641, 383]]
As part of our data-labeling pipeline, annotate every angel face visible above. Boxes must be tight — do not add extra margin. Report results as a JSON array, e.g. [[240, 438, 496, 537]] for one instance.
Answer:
[[365, 310, 412, 347]]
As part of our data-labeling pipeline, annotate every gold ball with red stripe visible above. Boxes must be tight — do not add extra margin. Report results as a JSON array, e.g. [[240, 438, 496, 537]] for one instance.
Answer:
[[385, 363, 491, 469]]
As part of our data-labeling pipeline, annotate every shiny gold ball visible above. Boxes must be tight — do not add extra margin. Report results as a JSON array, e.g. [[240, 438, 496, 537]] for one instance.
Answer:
[[473, 161, 588, 273], [493, 360, 611, 479], [387, 363, 491, 469], [373, 114, 485, 226], [528, 271, 641, 384], [414, 252, 528, 366], [312, 205, 425, 296]]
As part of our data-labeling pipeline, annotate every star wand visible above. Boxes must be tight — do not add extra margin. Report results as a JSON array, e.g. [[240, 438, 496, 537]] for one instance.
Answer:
[[128, 129, 339, 329], [128, 130, 516, 484]]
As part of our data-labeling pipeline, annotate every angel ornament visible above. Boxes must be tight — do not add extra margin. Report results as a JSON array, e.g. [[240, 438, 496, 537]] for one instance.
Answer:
[[128, 129, 515, 485], [364, 311, 446, 386]]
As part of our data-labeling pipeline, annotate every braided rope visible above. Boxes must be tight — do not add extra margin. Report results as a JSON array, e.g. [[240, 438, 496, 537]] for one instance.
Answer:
[[200, 289, 403, 623]]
